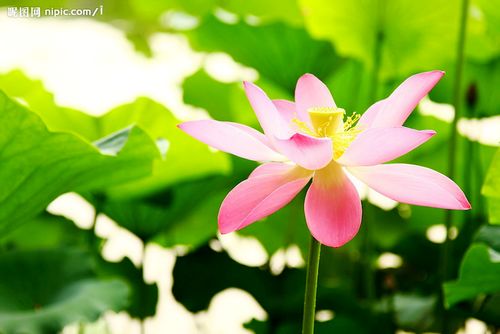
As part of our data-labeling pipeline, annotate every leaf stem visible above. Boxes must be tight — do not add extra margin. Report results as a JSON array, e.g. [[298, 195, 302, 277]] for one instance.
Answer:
[[302, 236, 321, 334]]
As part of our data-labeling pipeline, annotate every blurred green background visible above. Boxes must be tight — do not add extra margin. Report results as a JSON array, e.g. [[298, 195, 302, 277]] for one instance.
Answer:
[[0, 0, 499, 333]]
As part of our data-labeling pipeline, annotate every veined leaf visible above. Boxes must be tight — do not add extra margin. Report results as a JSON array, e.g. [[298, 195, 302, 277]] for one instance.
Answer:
[[299, 0, 460, 77], [183, 15, 340, 93], [0, 91, 159, 235], [0, 71, 231, 198], [444, 244, 500, 307], [0, 249, 129, 334]]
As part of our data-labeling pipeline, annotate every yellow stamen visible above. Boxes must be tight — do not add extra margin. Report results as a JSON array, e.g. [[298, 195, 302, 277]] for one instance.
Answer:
[[297, 107, 362, 160], [292, 118, 316, 137], [343, 112, 361, 132], [332, 112, 362, 159], [308, 107, 345, 137]]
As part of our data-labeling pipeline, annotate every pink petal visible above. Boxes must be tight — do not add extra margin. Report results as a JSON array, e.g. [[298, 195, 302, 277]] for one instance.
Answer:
[[337, 127, 436, 166], [178, 120, 284, 162], [348, 164, 471, 210], [368, 71, 445, 128], [243, 82, 294, 140], [295, 73, 336, 120], [273, 99, 311, 125], [304, 162, 362, 247], [357, 99, 386, 129], [249, 162, 292, 178], [273, 99, 296, 123], [219, 165, 312, 233], [274, 133, 333, 170]]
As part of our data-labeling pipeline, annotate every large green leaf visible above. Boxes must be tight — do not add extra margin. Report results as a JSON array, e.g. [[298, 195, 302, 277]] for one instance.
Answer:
[[299, 0, 460, 77], [0, 70, 98, 139], [444, 244, 500, 307], [101, 98, 231, 198], [0, 91, 161, 235], [0, 249, 129, 334], [184, 15, 340, 92], [0, 72, 231, 198]]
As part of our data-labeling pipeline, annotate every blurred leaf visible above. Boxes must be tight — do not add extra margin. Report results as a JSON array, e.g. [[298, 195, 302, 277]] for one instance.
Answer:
[[0, 91, 159, 235], [100, 176, 228, 249], [239, 193, 310, 257], [100, 198, 170, 242], [96, 257, 158, 320], [391, 233, 442, 292], [135, 0, 302, 24], [395, 111, 451, 173], [365, 203, 407, 250], [245, 315, 370, 334], [467, 0, 500, 61], [475, 225, 500, 252], [299, 0, 460, 77], [482, 147, 500, 196], [465, 58, 500, 117], [316, 315, 371, 334], [444, 244, 500, 307], [474, 294, 500, 326], [152, 187, 224, 248], [182, 69, 291, 127], [324, 59, 372, 113], [482, 148, 500, 224], [486, 200, 500, 225], [0, 249, 129, 334], [0, 213, 87, 249], [184, 15, 340, 92], [173, 246, 391, 333], [172, 246, 296, 314], [220, 0, 303, 26], [393, 294, 436, 331], [182, 69, 256, 124]]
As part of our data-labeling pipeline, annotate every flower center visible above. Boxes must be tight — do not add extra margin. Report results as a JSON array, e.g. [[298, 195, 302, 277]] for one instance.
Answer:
[[294, 107, 362, 160], [308, 107, 345, 137]]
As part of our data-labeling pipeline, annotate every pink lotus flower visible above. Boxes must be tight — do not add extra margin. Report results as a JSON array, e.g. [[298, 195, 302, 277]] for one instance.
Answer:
[[179, 71, 470, 247]]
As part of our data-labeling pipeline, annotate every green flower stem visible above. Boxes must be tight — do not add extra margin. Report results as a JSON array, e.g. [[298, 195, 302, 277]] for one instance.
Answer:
[[362, 212, 376, 303], [443, 0, 470, 283], [364, 0, 384, 305], [302, 236, 322, 334]]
